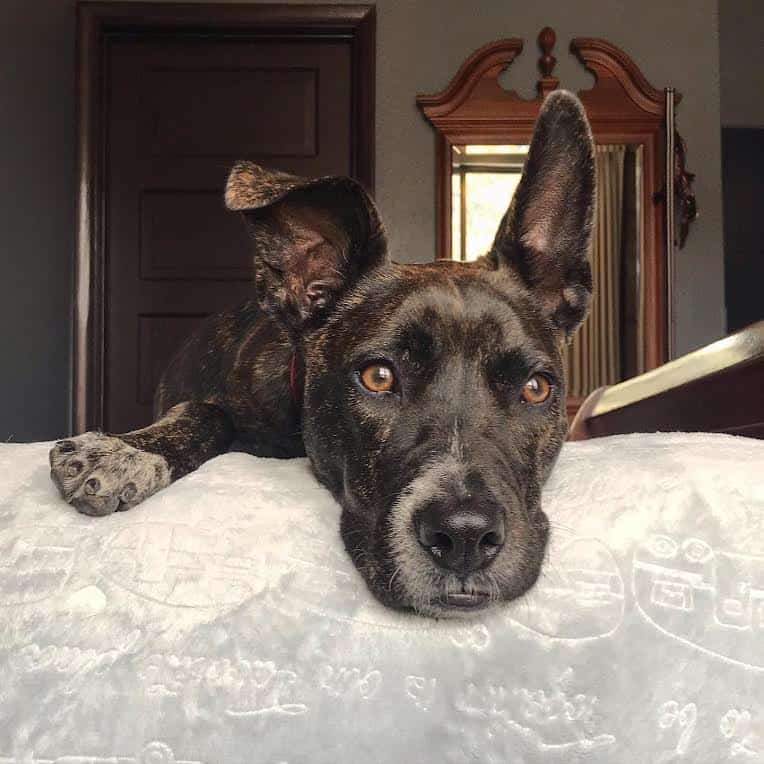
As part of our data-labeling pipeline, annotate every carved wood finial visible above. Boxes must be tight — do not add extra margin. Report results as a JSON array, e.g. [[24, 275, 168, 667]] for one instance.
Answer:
[[538, 27, 556, 76], [537, 26, 559, 97]]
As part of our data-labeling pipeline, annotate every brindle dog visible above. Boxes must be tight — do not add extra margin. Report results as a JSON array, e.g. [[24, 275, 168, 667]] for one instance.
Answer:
[[50, 91, 595, 618]]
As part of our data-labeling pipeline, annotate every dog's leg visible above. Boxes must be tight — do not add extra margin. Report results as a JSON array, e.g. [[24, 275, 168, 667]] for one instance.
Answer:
[[48, 401, 234, 516]]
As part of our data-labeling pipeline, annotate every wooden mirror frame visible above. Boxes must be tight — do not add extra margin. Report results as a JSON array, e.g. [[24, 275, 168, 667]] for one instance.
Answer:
[[417, 28, 677, 379]]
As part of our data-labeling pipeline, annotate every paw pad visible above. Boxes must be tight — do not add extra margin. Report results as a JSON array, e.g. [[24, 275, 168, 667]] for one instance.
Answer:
[[120, 482, 137, 503], [66, 461, 83, 477], [49, 433, 171, 516]]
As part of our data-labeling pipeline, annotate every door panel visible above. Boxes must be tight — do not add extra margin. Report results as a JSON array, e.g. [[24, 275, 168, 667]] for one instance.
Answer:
[[104, 36, 356, 432], [139, 190, 251, 281], [146, 67, 319, 158]]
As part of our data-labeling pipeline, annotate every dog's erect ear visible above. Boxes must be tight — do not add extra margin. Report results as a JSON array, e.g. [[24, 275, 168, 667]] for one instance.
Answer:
[[225, 161, 387, 330], [486, 90, 595, 338]]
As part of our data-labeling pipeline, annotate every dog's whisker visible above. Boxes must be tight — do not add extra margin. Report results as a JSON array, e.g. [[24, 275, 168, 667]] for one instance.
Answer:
[[388, 565, 403, 592], [548, 519, 576, 536]]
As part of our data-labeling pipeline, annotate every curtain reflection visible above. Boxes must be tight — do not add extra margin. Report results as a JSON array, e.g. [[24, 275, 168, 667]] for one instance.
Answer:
[[563, 144, 643, 397], [565, 145, 624, 396], [451, 143, 642, 397]]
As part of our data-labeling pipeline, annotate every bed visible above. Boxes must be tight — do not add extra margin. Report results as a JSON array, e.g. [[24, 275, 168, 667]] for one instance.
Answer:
[[1, 430, 762, 763]]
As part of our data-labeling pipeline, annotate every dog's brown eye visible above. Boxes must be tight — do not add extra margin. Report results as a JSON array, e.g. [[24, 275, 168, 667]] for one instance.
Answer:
[[522, 374, 551, 404], [360, 363, 395, 393]]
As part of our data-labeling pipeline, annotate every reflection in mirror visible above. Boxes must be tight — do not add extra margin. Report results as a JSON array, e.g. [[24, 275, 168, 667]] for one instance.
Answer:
[[451, 142, 644, 399], [451, 145, 527, 261]]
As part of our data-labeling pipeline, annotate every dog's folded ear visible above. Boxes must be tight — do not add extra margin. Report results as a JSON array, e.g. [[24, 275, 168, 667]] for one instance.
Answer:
[[225, 162, 387, 331], [486, 90, 596, 339]]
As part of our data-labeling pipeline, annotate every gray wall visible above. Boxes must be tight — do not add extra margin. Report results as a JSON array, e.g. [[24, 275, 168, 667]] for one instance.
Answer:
[[1, 1, 75, 441], [0, 0, 725, 441], [719, 0, 764, 126]]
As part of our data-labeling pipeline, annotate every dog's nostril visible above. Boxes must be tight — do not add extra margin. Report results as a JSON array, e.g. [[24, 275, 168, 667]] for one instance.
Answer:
[[479, 529, 504, 563], [480, 530, 503, 548], [418, 521, 454, 554], [429, 531, 454, 557]]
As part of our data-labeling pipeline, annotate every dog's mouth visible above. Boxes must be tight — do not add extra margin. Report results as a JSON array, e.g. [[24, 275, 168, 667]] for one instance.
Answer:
[[438, 589, 492, 611]]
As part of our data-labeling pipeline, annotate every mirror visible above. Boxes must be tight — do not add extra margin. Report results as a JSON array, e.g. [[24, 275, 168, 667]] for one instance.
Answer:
[[418, 29, 687, 416], [451, 142, 645, 396]]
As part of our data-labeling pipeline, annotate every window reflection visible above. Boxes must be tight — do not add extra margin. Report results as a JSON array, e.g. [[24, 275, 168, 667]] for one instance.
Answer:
[[451, 145, 526, 261]]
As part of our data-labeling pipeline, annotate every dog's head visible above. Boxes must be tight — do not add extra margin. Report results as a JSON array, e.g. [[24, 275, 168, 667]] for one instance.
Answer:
[[226, 91, 595, 617]]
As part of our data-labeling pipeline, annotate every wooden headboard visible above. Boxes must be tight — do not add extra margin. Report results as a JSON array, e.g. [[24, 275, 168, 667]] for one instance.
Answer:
[[569, 321, 764, 440]]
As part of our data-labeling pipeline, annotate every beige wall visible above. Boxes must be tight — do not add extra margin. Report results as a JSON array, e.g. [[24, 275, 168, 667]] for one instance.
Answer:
[[0, 0, 725, 440]]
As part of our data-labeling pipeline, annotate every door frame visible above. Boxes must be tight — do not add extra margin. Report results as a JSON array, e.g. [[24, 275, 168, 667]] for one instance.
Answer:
[[73, 1, 376, 433]]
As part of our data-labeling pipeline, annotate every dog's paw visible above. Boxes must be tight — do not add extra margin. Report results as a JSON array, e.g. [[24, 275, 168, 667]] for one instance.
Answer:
[[49, 433, 171, 516]]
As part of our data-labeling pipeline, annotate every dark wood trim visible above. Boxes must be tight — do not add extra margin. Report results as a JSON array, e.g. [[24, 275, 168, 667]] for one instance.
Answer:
[[570, 37, 676, 115], [459, 166, 466, 261], [73, 2, 376, 433], [352, 6, 376, 192], [74, 3, 106, 435], [416, 38, 524, 118]]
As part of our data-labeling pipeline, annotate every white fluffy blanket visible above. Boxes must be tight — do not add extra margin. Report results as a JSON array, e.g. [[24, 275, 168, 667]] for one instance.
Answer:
[[0, 433, 763, 763]]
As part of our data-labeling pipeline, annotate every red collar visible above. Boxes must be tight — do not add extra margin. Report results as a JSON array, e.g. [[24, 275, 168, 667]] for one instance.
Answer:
[[289, 353, 301, 406]]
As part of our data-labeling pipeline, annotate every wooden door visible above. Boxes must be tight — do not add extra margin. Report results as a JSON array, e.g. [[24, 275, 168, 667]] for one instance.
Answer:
[[74, 4, 375, 434]]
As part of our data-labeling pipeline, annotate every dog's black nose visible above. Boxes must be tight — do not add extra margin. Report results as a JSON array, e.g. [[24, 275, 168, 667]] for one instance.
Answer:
[[416, 504, 505, 575]]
